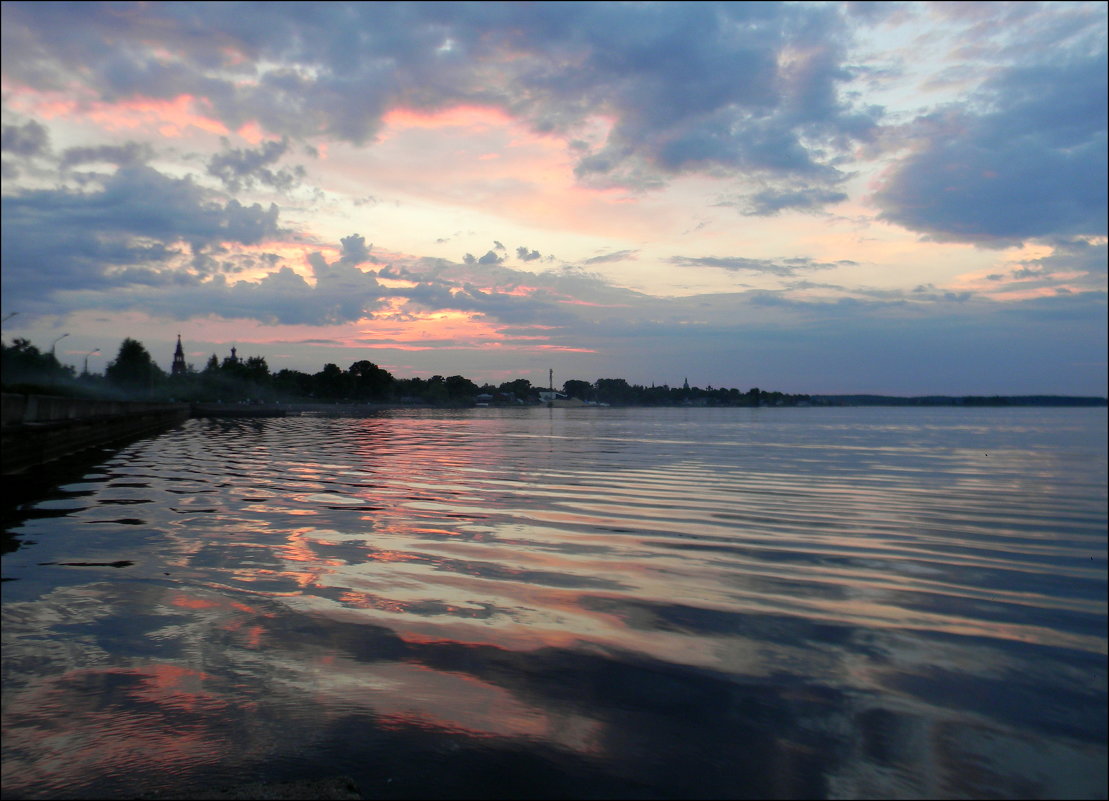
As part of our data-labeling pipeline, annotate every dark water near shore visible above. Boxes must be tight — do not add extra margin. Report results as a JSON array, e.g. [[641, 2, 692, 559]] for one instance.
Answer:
[[2, 406, 1106, 799]]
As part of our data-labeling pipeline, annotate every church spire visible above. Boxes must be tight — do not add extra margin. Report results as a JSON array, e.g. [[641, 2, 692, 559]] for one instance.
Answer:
[[171, 334, 187, 376]]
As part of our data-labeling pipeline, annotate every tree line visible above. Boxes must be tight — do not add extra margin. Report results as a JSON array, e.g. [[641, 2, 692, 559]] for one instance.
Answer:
[[2, 336, 813, 407]]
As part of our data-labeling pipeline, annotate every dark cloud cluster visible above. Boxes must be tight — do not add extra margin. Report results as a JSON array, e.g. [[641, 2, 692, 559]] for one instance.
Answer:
[[735, 186, 849, 217], [583, 250, 638, 265], [1, 119, 49, 157], [3, 2, 1102, 235], [206, 137, 306, 193], [59, 235, 591, 329], [174, 233, 389, 326], [337, 233, 381, 266], [62, 239, 390, 328], [463, 250, 505, 266], [465, 242, 557, 266], [375, 259, 579, 327], [3, 114, 154, 179], [669, 255, 855, 277], [60, 141, 154, 170], [2, 118, 50, 178], [873, 45, 1106, 246], [0, 1, 877, 210], [1, 163, 282, 313], [998, 237, 1109, 294], [549, 2, 877, 195]]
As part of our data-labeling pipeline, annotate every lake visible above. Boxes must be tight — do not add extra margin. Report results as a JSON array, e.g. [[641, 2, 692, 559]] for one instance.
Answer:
[[2, 406, 1106, 799]]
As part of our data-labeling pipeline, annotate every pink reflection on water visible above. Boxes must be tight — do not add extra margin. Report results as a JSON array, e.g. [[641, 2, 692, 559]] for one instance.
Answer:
[[343, 660, 606, 755], [2, 664, 235, 797]]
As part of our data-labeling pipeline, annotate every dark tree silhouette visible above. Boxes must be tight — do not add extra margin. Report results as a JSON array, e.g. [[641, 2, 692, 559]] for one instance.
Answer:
[[562, 379, 593, 400], [274, 368, 314, 399], [1, 338, 74, 389], [348, 360, 393, 400], [445, 374, 479, 400], [595, 377, 633, 405], [105, 338, 163, 396], [313, 363, 346, 400], [498, 378, 532, 399]]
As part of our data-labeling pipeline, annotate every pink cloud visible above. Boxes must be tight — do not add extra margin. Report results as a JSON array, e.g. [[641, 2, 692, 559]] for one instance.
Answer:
[[85, 94, 230, 137], [380, 105, 517, 134], [3, 86, 231, 138]]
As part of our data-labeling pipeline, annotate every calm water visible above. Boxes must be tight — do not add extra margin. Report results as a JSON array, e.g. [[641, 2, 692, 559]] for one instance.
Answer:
[[2, 407, 1106, 799]]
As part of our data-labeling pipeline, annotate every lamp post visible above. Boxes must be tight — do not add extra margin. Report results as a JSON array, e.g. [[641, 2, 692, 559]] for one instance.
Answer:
[[83, 347, 100, 375], [46, 333, 70, 391], [49, 332, 70, 357]]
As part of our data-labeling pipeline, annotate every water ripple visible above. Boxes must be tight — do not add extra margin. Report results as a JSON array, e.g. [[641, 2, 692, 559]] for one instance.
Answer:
[[2, 407, 1105, 799]]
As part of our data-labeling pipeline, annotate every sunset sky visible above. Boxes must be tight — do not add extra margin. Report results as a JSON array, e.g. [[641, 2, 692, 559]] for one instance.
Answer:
[[2, 1, 1106, 395]]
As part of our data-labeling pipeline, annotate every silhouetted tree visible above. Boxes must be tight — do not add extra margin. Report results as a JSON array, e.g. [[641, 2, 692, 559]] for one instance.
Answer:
[[498, 378, 532, 399], [445, 374, 479, 400], [393, 376, 429, 402], [274, 368, 314, 399], [562, 379, 593, 400], [314, 363, 346, 399], [106, 338, 163, 396], [243, 355, 269, 380], [348, 360, 394, 401], [1, 338, 74, 389], [595, 377, 633, 405], [424, 375, 449, 404]]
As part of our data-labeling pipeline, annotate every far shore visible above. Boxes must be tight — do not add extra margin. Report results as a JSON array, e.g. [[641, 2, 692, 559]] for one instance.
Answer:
[[189, 394, 1107, 415]]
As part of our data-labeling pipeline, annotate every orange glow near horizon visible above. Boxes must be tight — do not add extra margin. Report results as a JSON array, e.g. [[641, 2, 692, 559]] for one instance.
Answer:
[[353, 309, 576, 352], [106, 305, 595, 362]]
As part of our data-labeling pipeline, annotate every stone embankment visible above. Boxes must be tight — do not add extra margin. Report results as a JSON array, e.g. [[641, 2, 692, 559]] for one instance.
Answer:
[[1, 393, 190, 475]]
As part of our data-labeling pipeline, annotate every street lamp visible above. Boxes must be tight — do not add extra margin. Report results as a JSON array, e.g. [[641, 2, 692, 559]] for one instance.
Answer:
[[46, 333, 70, 391], [83, 347, 101, 375]]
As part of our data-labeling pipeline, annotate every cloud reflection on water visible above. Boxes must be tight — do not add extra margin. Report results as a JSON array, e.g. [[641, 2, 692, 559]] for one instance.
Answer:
[[2, 408, 1105, 798]]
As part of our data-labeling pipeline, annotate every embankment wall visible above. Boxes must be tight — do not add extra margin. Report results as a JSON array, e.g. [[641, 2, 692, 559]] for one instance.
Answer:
[[1, 393, 190, 475]]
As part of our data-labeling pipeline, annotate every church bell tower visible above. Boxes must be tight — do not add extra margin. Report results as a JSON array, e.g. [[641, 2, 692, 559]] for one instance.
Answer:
[[171, 334, 187, 376]]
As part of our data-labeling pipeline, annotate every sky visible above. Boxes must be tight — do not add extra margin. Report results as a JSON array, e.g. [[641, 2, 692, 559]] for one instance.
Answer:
[[1, 1, 1106, 396]]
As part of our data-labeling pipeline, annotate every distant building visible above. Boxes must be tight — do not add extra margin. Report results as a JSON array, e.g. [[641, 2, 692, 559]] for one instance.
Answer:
[[171, 334, 187, 376], [539, 367, 559, 403]]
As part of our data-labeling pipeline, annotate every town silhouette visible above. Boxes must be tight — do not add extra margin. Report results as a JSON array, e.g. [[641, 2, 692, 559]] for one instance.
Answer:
[[2, 335, 1104, 408]]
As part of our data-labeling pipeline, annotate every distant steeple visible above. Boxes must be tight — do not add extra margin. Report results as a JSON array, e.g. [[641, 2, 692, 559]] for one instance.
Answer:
[[230, 346, 238, 363], [683, 377, 689, 391], [171, 334, 187, 376]]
